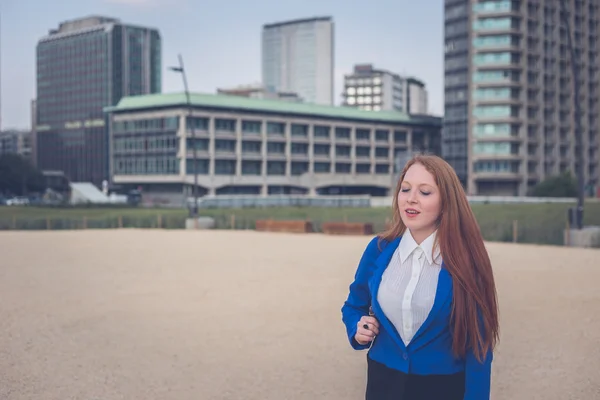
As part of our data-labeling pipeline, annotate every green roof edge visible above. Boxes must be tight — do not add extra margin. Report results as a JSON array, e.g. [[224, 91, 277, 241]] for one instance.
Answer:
[[104, 92, 441, 126]]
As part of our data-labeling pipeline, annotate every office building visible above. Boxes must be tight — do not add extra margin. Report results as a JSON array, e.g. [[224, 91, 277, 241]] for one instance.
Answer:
[[262, 17, 334, 105], [105, 92, 442, 205], [444, 0, 600, 196], [35, 15, 161, 186], [342, 64, 429, 114], [0, 130, 32, 161], [217, 84, 303, 102]]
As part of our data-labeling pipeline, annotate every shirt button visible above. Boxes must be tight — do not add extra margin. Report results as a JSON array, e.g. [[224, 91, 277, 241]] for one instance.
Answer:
[[403, 353, 409, 360]]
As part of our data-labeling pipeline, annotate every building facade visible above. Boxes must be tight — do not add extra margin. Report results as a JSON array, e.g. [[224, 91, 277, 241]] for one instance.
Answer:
[[35, 16, 161, 185], [444, 0, 600, 196], [105, 92, 441, 205], [217, 84, 303, 102], [0, 130, 32, 161], [262, 17, 334, 106], [342, 64, 429, 114]]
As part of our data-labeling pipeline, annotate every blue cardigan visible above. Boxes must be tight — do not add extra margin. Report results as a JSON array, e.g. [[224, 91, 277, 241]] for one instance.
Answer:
[[341, 236, 493, 400]]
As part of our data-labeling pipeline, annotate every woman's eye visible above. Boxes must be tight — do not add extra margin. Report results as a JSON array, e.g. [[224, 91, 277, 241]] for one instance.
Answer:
[[421, 191, 431, 196], [400, 188, 410, 193]]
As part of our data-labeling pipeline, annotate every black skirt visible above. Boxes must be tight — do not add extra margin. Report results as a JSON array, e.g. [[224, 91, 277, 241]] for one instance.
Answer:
[[365, 356, 465, 400]]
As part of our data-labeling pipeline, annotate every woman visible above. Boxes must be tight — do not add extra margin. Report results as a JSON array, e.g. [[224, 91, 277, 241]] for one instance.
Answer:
[[341, 155, 499, 400]]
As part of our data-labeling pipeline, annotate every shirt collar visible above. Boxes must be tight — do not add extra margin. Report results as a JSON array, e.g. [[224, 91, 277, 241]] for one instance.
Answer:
[[399, 229, 442, 265]]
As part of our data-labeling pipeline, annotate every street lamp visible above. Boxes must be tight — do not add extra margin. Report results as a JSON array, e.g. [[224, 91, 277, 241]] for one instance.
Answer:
[[560, 2, 585, 230], [169, 54, 198, 218]]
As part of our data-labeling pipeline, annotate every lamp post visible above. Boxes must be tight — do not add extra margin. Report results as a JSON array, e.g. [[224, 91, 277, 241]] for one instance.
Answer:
[[560, 1, 585, 230], [169, 54, 198, 218]]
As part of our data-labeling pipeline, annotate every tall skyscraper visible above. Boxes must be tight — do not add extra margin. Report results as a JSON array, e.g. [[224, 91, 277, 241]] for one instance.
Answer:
[[341, 64, 429, 114], [35, 16, 161, 185], [444, 0, 600, 196], [262, 17, 334, 105]]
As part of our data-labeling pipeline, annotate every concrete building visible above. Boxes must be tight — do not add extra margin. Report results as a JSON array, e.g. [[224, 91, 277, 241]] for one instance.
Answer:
[[342, 64, 429, 114], [217, 84, 302, 103], [444, 0, 600, 196], [35, 15, 161, 186], [0, 130, 32, 161], [104, 92, 441, 204], [262, 17, 334, 106]]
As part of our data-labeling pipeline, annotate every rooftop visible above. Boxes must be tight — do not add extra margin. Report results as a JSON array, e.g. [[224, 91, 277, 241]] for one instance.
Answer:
[[106, 92, 440, 126], [263, 16, 333, 30]]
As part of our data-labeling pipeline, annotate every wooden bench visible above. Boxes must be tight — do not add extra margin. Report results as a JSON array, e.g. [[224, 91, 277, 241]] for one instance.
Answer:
[[255, 220, 314, 234], [321, 222, 374, 235]]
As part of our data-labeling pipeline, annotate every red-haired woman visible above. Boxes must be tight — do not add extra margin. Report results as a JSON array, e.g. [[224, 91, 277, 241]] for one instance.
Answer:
[[341, 154, 499, 400]]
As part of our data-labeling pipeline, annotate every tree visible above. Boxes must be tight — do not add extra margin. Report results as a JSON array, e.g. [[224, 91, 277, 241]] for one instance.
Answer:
[[0, 154, 46, 196], [531, 171, 578, 198]]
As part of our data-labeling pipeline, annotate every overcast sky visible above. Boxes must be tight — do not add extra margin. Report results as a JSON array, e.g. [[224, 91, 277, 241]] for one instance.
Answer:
[[0, 0, 444, 129]]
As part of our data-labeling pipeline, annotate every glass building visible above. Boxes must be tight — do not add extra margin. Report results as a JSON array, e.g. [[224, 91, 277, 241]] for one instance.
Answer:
[[262, 17, 334, 106], [444, 0, 600, 196], [35, 16, 161, 186]]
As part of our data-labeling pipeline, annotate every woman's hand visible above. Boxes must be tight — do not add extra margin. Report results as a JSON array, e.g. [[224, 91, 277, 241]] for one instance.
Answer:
[[355, 315, 380, 345]]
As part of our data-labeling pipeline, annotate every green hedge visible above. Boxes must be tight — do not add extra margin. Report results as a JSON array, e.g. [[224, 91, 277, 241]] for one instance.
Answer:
[[1, 202, 599, 246]]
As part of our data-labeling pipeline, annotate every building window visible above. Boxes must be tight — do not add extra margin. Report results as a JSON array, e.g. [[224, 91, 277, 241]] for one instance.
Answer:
[[473, 105, 514, 118], [267, 122, 285, 135], [242, 120, 262, 134], [335, 127, 351, 139], [291, 161, 308, 176], [356, 164, 370, 174], [267, 161, 285, 175], [336, 145, 351, 157], [356, 146, 370, 157], [474, 123, 513, 137], [242, 160, 262, 175], [474, 160, 519, 173], [473, 87, 512, 99], [473, 17, 513, 31], [473, 35, 512, 48], [356, 129, 370, 141], [335, 163, 351, 173], [291, 124, 308, 137], [215, 118, 236, 132], [187, 117, 209, 130], [314, 162, 330, 173], [241, 141, 261, 153], [291, 143, 308, 154], [313, 126, 330, 138], [473, 0, 512, 14], [215, 160, 236, 175], [473, 52, 512, 65], [473, 70, 513, 83], [375, 130, 389, 142], [313, 144, 330, 155], [375, 164, 390, 174], [472, 142, 517, 155], [267, 142, 285, 154]]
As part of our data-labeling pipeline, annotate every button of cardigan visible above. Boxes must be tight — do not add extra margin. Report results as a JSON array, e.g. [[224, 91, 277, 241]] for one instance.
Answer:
[[403, 353, 408, 360]]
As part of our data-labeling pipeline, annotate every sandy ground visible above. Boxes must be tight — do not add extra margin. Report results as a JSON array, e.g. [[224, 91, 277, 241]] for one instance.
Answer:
[[0, 230, 599, 400]]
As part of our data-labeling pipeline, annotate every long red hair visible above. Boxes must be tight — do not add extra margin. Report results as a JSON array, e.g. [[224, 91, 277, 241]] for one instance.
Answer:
[[380, 154, 499, 362]]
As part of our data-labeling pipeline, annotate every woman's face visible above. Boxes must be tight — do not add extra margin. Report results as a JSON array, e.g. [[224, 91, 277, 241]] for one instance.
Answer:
[[397, 163, 442, 243]]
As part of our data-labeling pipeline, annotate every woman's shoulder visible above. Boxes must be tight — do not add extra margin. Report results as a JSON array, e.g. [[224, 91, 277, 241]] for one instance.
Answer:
[[364, 234, 401, 254]]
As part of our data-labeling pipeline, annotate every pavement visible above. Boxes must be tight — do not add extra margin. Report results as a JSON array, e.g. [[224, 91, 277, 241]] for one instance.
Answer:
[[0, 230, 599, 400]]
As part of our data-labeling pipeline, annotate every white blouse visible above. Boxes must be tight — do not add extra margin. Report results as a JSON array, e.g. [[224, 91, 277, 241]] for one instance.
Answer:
[[377, 230, 442, 346]]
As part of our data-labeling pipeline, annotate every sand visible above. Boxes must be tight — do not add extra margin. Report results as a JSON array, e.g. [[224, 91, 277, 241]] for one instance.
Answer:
[[0, 230, 599, 400]]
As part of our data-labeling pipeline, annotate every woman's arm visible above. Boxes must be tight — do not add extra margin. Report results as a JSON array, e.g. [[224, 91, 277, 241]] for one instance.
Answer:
[[464, 347, 493, 400], [341, 236, 382, 350]]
